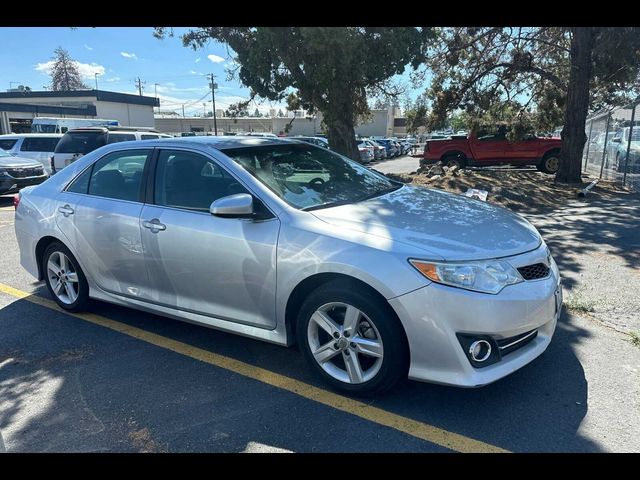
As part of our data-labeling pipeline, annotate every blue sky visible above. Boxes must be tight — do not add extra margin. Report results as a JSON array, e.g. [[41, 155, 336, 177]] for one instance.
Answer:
[[0, 27, 422, 117]]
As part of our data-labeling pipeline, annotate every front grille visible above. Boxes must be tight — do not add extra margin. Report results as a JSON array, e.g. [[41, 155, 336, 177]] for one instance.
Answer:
[[7, 166, 43, 178], [497, 329, 538, 356], [517, 263, 550, 280]]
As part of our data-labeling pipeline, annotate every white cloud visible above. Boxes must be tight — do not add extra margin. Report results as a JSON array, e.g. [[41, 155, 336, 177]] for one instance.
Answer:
[[84, 44, 93, 51], [120, 51, 138, 60], [195, 57, 201, 63], [189, 70, 201, 75], [207, 54, 225, 64], [104, 76, 120, 83], [35, 60, 106, 79]]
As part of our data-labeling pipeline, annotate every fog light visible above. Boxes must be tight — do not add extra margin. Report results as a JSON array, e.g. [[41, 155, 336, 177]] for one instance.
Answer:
[[469, 340, 492, 362]]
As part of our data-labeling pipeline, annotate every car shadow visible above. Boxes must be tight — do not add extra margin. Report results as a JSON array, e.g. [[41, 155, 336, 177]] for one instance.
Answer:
[[0, 287, 598, 452]]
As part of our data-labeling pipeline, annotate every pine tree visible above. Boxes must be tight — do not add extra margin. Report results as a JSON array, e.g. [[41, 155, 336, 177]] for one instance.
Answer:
[[50, 47, 87, 91]]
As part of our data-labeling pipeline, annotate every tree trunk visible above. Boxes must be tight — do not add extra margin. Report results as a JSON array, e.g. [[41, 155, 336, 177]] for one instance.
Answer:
[[324, 89, 361, 161], [556, 27, 595, 184]]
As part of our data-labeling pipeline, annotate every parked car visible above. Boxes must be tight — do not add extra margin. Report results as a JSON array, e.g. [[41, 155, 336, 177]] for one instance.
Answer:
[[0, 133, 62, 174], [293, 136, 330, 149], [15, 136, 561, 395], [372, 138, 399, 157], [357, 139, 377, 161], [0, 148, 48, 195], [391, 140, 404, 157], [423, 125, 562, 174], [609, 127, 640, 173], [361, 139, 387, 160], [51, 127, 170, 173], [357, 144, 374, 163], [585, 131, 616, 169]]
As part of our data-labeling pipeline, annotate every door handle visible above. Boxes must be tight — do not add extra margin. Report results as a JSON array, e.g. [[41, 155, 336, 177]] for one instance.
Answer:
[[58, 205, 74, 217], [142, 219, 166, 232]]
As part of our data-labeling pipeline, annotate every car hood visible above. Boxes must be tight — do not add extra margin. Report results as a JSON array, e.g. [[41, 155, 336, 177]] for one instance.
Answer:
[[311, 185, 541, 261], [0, 154, 42, 168]]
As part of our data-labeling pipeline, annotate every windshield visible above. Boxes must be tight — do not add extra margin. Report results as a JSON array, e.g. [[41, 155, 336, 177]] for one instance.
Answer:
[[55, 131, 106, 154], [221, 143, 400, 211], [630, 130, 640, 141], [32, 124, 58, 133]]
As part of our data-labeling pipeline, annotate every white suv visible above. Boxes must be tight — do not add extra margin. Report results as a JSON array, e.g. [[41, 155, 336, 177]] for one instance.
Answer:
[[0, 134, 63, 174], [51, 127, 171, 173]]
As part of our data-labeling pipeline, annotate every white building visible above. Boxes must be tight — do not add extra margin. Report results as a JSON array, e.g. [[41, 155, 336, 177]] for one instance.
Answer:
[[0, 89, 159, 134]]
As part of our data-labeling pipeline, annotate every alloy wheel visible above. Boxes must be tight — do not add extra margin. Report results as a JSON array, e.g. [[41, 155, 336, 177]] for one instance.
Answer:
[[307, 302, 384, 384], [46, 251, 80, 305]]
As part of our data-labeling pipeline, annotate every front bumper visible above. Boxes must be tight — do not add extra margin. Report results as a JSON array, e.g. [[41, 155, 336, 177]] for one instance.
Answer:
[[0, 174, 48, 195], [389, 245, 561, 387]]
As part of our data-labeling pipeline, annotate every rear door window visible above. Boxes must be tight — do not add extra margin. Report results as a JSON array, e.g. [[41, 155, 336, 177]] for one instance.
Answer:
[[21, 137, 60, 152], [87, 149, 151, 202], [107, 133, 136, 144]]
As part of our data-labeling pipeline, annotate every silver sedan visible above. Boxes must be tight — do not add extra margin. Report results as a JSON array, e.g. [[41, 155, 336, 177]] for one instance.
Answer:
[[14, 136, 561, 395]]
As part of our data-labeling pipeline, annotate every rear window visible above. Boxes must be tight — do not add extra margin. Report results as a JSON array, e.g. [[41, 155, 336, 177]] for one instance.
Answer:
[[107, 133, 136, 144], [0, 139, 18, 150], [141, 134, 159, 140], [21, 137, 60, 152], [55, 131, 106, 154]]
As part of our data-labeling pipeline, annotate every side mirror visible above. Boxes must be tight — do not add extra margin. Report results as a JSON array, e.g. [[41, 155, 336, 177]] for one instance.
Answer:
[[210, 193, 254, 218]]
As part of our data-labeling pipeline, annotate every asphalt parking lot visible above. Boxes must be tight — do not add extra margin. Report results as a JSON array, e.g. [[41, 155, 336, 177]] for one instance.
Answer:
[[1, 178, 639, 453]]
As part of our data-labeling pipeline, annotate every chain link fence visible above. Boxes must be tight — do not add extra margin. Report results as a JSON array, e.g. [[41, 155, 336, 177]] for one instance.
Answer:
[[582, 99, 639, 192]]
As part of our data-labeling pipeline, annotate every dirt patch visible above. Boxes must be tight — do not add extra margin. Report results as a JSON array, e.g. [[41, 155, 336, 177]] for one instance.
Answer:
[[386, 168, 632, 215]]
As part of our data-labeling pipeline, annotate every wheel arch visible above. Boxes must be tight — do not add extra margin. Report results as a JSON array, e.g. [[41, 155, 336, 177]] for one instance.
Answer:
[[542, 147, 561, 159], [440, 150, 468, 164], [35, 235, 65, 280], [284, 272, 410, 349]]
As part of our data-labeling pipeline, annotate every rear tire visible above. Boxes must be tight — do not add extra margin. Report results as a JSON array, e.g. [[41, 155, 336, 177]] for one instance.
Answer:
[[443, 152, 466, 170], [42, 242, 90, 312], [538, 152, 560, 174], [296, 280, 408, 396]]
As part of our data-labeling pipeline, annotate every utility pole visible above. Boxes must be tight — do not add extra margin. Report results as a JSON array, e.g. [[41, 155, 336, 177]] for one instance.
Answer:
[[154, 83, 159, 113], [203, 102, 207, 117], [135, 77, 146, 96], [182, 104, 185, 118], [209, 73, 218, 135]]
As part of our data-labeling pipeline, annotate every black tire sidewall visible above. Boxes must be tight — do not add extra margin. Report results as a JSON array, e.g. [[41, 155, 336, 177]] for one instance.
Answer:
[[42, 241, 89, 312], [296, 281, 408, 396], [540, 153, 560, 174]]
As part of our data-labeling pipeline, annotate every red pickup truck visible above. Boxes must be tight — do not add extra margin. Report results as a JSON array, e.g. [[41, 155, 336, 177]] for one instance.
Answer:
[[422, 128, 562, 174]]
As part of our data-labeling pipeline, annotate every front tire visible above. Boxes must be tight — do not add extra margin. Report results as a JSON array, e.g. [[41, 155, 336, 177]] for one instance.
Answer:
[[296, 280, 408, 395], [42, 242, 90, 312]]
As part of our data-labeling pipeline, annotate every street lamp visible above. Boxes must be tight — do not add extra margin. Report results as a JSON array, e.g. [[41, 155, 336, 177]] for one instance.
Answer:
[[94, 72, 100, 90]]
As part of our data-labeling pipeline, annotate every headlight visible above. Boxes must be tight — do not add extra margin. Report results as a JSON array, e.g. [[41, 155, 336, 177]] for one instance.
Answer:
[[409, 258, 523, 294]]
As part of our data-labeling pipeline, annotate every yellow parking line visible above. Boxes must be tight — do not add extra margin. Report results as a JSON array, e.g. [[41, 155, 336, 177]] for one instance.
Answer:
[[0, 281, 509, 453]]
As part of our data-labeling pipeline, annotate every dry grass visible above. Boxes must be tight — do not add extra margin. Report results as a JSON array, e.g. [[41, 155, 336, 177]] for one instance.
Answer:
[[386, 169, 630, 215]]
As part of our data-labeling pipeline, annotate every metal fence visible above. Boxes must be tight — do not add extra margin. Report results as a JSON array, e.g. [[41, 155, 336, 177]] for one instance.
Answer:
[[582, 99, 639, 192]]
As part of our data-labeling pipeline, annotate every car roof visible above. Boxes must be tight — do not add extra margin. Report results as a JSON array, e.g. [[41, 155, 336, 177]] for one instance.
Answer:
[[0, 133, 63, 138], [107, 135, 308, 150], [65, 126, 160, 134]]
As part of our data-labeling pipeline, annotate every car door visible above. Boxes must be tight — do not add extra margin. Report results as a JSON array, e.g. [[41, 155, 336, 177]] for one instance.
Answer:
[[55, 148, 152, 298], [503, 134, 540, 164], [139, 148, 280, 329], [470, 127, 507, 164], [20, 137, 60, 172]]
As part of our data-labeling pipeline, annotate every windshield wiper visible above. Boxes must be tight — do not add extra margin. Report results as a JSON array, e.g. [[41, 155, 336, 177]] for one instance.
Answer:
[[300, 199, 354, 212]]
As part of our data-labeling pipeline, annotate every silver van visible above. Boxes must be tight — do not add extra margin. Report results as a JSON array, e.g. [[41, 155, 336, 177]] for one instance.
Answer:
[[0, 133, 63, 174], [51, 126, 171, 173]]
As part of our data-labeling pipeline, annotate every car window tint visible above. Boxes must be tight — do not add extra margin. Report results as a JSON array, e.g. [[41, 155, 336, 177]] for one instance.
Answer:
[[67, 167, 92, 194], [21, 137, 60, 152], [55, 132, 105, 154], [140, 134, 159, 140], [0, 139, 18, 150], [87, 149, 151, 202], [107, 133, 136, 144], [154, 149, 247, 212]]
